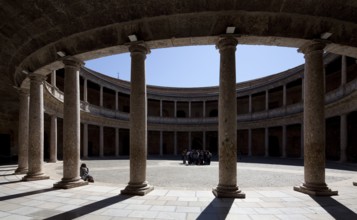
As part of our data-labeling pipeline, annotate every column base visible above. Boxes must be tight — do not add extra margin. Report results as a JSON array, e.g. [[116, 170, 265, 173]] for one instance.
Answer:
[[14, 167, 28, 175], [53, 178, 88, 189], [353, 182, 357, 186], [48, 160, 57, 163], [212, 184, 245, 198], [22, 173, 49, 181], [121, 181, 154, 196], [294, 183, 338, 196]]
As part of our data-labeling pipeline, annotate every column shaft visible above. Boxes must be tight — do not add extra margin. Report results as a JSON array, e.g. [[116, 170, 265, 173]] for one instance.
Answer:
[[51, 70, 56, 94], [249, 95, 252, 113], [115, 91, 119, 111], [341, 55, 347, 85], [282, 125, 286, 158], [174, 131, 177, 156], [51, 70, 56, 87], [203, 131, 206, 150], [174, 101, 177, 117], [23, 74, 49, 181], [160, 100, 163, 117], [188, 132, 191, 150], [15, 89, 30, 174], [300, 123, 304, 159], [265, 127, 269, 157], [84, 79, 88, 102], [248, 129, 252, 156], [160, 131, 163, 156], [213, 37, 245, 198], [121, 43, 153, 196], [49, 115, 57, 163], [83, 123, 88, 158], [100, 86, 103, 107], [340, 115, 347, 162], [189, 101, 191, 117], [115, 128, 119, 156], [265, 90, 269, 110], [100, 126, 104, 157], [294, 42, 337, 196], [203, 101, 206, 117], [283, 85, 287, 107], [54, 57, 87, 189]]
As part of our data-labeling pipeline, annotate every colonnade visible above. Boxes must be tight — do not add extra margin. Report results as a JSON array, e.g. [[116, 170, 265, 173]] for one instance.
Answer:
[[15, 38, 354, 197]]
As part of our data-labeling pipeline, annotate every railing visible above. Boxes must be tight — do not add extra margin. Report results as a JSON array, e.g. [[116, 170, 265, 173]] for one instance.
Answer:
[[44, 76, 357, 125]]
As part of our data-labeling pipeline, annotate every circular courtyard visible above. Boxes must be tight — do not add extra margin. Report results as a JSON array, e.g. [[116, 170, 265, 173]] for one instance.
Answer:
[[45, 157, 357, 190]]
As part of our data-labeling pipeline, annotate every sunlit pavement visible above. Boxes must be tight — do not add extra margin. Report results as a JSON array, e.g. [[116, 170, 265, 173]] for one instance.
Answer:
[[1, 158, 357, 219]]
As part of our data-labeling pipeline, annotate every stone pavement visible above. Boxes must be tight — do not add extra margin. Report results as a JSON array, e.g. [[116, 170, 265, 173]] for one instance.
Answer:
[[1, 158, 357, 219]]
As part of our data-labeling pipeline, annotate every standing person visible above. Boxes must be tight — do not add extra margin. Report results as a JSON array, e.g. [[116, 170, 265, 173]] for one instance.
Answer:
[[80, 163, 94, 183], [205, 150, 212, 165], [182, 149, 187, 165]]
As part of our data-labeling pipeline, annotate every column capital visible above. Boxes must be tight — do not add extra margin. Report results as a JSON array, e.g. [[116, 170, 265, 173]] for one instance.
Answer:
[[216, 37, 238, 51], [62, 56, 84, 68], [128, 42, 150, 55], [298, 41, 325, 55], [28, 73, 47, 82]]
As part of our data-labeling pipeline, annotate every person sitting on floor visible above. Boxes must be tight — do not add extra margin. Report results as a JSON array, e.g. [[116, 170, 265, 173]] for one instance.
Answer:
[[80, 163, 94, 183]]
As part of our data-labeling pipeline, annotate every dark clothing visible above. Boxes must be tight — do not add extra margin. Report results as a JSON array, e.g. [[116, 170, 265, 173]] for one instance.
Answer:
[[80, 166, 94, 182]]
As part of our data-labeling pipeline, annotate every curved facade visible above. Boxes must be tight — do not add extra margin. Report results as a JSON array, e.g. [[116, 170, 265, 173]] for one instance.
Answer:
[[40, 53, 357, 162], [2, 0, 357, 197]]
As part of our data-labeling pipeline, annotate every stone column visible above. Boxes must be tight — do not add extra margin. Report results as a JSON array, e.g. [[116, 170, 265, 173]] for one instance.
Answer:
[[265, 90, 269, 111], [15, 89, 30, 174], [174, 131, 177, 156], [83, 123, 88, 159], [249, 95, 252, 113], [49, 115, 57, 163], [189, 101, 191, 118], [248, 129, 252, 156], [203, 101, 206, 117], [203, 131, 206, 150], [188, 132, 191, 150], [115, 91, 119, 111], [300, 124, 304, 159], [121, 43, 153, 196], [160, 100, 163, 117], [283, 85, 287, 107], [51, 70, 56, 87], [341, 55, 347, 86], [83, 78, 88, 102], [160, 131, 163, 156], [294, 42, 337, 196], [282, 125, 286, 158], [213, 37, 245, 198], [174, 101, 177, 117], [83, 78, 89, 111], [51, 70, 56, 93], [265, 127, 269, 157], [100, 126, 104, 157], [54, 57, 87, 189], [301, 78, 304, 102], [23, 74, 49, 181], [340, 114, 347, 162], [100, 86, 103, 107], [115, 128, 119, 156]]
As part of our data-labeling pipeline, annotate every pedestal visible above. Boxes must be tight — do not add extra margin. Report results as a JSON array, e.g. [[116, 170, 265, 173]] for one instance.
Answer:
[[53, 178, 88, 189]]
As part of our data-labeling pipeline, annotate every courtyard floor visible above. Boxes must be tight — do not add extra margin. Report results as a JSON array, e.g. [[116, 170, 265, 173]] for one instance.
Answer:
[[1, 157, 357, 219]]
